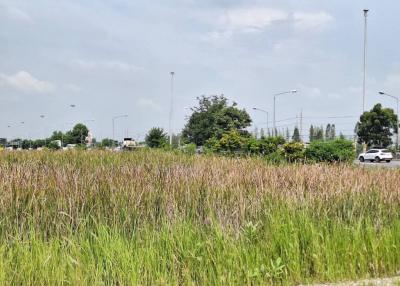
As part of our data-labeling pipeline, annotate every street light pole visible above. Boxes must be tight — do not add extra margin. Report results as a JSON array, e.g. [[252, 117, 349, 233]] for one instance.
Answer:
[[20, 121, 25, 149], [112, 115, 128, 147], [363, 9, 369, 112], [273, 90, 297, 136], [379, 91, 399, 149], [252, 107, 269, 135], [169, 72, 175, 146]]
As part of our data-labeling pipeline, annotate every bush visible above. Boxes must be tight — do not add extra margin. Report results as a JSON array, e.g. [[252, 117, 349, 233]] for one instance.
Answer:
[[264, 151, 285, 164], [258, 136, 285, 155], [244, 137, 260, 155], [47, 142, 60, 150], [180, 143, 196, 155], [204, 136, 221, 153], [283, 142, 305, 162], [218, 130, 245, 155], [305, 139, 355, 163]]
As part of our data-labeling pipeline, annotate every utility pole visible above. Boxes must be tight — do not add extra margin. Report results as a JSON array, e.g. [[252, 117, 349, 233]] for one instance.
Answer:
[[363, 9, 369, 113], [169, 72, 175, 146]]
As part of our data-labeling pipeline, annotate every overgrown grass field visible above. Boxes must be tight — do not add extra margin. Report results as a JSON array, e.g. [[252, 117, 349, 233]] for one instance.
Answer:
[[0, 150, 400, 285]]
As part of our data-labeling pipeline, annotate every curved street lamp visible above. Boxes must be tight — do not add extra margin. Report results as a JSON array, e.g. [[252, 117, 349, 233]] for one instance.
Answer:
[[273, 90, 297, 136], [253, 107, 269, 135], [379, 91, 399, 149], [112, 115, 128, 147]]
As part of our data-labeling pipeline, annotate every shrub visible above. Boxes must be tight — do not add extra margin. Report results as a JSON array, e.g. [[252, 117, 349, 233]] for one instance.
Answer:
[[305, 139, 355, 163], [244, 137, 260, 155], [204, 136, 221, 153], [180, 143, 196, 155], [47, 141, 60, 150], [264, 151, 285, 164], [258, 136, 285, 155], [282, 142, 305, 162], [218, 130, 245, 154], [145, 127, 168, 148]]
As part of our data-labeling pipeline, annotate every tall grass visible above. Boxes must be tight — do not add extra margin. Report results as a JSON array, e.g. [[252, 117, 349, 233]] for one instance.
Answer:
[[0, 149, 400, 285]]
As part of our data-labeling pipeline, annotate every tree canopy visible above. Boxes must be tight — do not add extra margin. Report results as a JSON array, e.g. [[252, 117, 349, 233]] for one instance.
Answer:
[[292, 127, 300, 142], [357, 103, 397, 147], [182, 95, 252, 146], [145, 127, 168, 148]]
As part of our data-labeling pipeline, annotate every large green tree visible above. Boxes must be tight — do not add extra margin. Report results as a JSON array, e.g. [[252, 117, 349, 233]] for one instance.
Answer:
[[64, 124, 89, 145], [145, 127, 168, 148], [182, 95, 252, 146], [357, 103, 397, 147]]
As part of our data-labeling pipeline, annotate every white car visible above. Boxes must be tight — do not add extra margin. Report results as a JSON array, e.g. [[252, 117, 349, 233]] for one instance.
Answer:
[[358, 149, 393, 163]]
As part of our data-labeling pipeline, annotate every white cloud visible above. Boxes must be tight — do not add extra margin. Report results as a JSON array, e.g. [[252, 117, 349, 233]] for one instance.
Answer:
[[293, 12, 334, 32], [65, 83, 81, 93], [8, 7, 33, 23], [71, 59, 143, 73], [201, 7, 288, 43], [137, 98, 162, 111], [0, 71, 54, 93], [299, 85, 322, 99], [0, 4, 34, 24], [220, 8, 288, 33]]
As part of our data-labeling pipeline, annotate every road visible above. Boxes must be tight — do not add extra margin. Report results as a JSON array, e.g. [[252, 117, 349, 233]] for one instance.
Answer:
[[301, 275, 400, 286], [354, 159, 400, 168]]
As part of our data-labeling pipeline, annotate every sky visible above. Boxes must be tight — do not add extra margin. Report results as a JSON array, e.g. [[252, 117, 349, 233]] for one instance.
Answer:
[[1, 0, 400, 141]]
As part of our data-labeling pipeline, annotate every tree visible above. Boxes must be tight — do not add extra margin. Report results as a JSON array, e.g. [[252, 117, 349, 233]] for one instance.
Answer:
[[314, 126, 324, 141], [325, 124, 331, 140], [145, 127, 168, 148], [357, 103, 397, 147], [260, 128, 265, 138], [63, 124, 89, 145], [305, 139, 355, 163], [330, 124, 336, 140], [101, 138, 116, 147], [285, 128, 290, 141], [292, 127, 300, 142], [309, 125, 314, 142], [182, 95, 252, 146], [50, 131, 63, 141]]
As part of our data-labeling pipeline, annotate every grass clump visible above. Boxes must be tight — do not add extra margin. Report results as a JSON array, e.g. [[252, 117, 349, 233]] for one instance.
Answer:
[[0, 149, 399, 285]]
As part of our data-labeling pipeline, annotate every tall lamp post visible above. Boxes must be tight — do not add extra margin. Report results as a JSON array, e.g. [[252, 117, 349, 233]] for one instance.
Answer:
[[379, 91, 399, 149], [363, 9, 369, 112], [273, 90, 297, 136], [252, 107, 269, 135], [20, 121, 25, 149], [40, 115, 45, 146], [169, 72, 175, 146], [112, 115, 128, 147]]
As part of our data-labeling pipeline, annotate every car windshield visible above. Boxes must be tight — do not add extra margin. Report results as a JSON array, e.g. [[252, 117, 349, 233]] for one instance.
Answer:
[[381, 149, 391, 153]]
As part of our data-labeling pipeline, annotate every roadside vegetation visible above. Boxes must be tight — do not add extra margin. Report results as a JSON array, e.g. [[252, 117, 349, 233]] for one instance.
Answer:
[[0, 149, 399, 285]]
